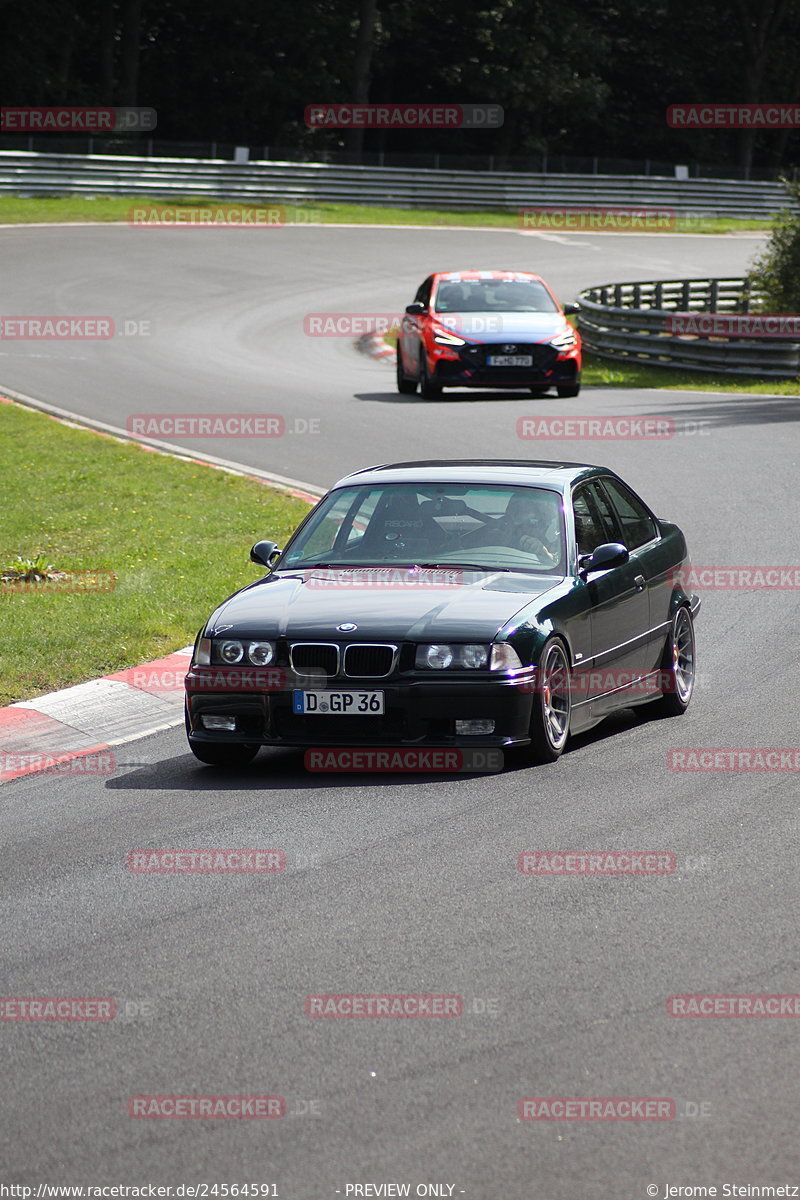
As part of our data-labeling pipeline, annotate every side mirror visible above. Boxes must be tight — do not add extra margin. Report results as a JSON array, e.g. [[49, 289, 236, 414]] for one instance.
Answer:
[[405, 302, 426, 316], [563, 302, 581, 316], [250, 540, 282, 568], [579, 542, 629, 576]]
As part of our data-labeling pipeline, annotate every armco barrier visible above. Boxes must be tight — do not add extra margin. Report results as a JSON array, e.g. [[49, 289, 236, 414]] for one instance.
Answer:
[[576, 277, 800, 377], [0, 151, 794, 217]]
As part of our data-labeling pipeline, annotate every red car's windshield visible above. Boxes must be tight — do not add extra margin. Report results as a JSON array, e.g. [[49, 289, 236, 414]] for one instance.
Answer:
[[434, 278, 559, 313]]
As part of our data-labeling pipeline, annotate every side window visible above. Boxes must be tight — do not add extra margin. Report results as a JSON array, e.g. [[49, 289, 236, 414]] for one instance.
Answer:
[[599, 478, 657, 551], [572, 485, 615, 557], [414, 277, 433, 307], [586, 480, 621, 543]]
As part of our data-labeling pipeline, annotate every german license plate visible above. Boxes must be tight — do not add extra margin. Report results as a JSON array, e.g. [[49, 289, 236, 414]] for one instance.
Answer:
[[292, 689, 385, 715], [487, 354, 533, 367]]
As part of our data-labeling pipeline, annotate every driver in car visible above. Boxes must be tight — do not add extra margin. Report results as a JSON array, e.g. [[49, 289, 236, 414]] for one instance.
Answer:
[[496, 492, 562, 564]]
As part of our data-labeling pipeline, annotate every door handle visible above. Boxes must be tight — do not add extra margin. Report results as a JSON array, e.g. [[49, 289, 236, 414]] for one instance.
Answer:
[[634, 574, 646, 591]]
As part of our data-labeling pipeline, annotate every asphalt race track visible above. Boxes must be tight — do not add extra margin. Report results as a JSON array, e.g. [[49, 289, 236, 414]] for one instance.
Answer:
[[2, 224, 800, 1196]]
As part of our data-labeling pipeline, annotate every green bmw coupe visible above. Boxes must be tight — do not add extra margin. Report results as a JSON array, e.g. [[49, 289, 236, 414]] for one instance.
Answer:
[[185, 459, 700, 768]]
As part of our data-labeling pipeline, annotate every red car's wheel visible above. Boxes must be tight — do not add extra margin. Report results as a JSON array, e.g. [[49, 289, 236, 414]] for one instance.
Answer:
[[396, 345, 417, 394], [419, 352, 443, 399]]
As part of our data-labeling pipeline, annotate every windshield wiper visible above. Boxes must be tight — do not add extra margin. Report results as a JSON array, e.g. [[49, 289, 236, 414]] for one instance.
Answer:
[[410, 562, 512, 572]]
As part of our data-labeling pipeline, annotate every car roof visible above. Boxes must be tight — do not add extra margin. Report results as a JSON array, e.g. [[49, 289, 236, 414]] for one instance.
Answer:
[[331, 460, 613, 494], [432, 270, 547, 283]]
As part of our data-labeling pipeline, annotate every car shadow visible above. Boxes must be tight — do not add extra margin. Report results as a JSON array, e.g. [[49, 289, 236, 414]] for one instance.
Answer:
[[107, 704, 665, 792], [104, 747, 508, 792], [353, 390, 567, 405], [500, 704, 660, 774]]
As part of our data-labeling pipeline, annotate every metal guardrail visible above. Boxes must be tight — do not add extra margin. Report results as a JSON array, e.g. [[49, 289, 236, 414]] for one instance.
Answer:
[[577, 278, 800, 378], [0, 151, 795, 217], [2, 137, 797, 182]]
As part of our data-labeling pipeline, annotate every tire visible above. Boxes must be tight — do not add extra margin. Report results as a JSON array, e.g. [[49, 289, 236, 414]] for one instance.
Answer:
[[556, 383, 580, 398], [528, 637, 571, 763], [396, 345, 417, 394], [186, 712, 260, 766], [649, 605, 696, 717], [419, 352, 443, 398]]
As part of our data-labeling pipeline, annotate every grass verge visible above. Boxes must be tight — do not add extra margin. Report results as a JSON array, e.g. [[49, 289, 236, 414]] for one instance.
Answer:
[[0, 194, 774, 235], [581, 351, 800, 394], [0, 399, 312, 706]]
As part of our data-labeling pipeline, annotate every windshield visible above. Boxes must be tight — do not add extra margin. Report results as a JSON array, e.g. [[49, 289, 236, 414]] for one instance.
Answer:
[[433, 278, 559, 313], [281, 483, 566, 574]]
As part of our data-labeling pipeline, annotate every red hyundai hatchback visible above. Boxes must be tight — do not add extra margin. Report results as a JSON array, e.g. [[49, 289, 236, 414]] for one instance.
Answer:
[[397, 269, 582, 399]]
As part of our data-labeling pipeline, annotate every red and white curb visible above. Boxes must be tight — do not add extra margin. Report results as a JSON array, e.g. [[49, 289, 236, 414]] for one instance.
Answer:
[[355, 331, 396, 361], [0, 648, 194, 784]]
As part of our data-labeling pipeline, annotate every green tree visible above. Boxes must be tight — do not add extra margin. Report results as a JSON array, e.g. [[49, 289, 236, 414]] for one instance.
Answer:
[[747, 179, 800, 311]]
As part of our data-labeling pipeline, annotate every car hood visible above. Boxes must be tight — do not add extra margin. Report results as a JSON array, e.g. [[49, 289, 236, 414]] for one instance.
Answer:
[[208, 567, 563, 643], [432, 312, 569, 343]]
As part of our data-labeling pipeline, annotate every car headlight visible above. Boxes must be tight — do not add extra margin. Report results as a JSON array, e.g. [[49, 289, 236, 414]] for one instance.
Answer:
[[461, 644, 489, 669], [219, 639, 244, 664], [209, 639, 277, 666], [416, 644, 491, 670], [433, 330, 466, 346], [417, 643, 454, 669], [550, 329, 578, 350], [490, 644, 524, 671], [247, 641, 275, 666]]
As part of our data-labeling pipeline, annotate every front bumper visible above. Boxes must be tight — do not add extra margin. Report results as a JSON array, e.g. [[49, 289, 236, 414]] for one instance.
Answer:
[[430, 353, 580, 389], [185, 669, 536, 748]]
